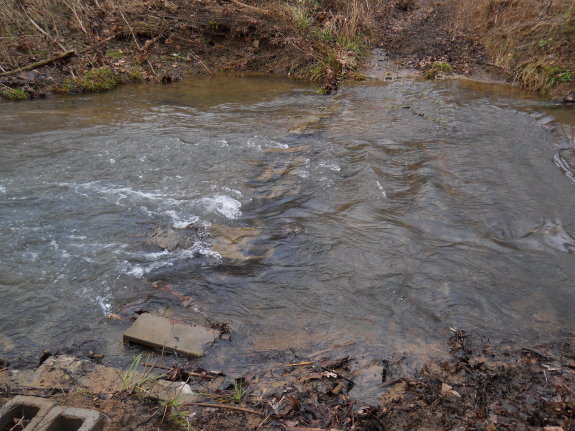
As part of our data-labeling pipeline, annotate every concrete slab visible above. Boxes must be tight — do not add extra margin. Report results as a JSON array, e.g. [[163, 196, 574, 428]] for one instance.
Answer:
[[123, 313, 218, 358]]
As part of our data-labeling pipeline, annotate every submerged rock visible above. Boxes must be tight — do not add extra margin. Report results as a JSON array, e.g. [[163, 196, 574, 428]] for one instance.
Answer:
[[144, 223, 202, 252]]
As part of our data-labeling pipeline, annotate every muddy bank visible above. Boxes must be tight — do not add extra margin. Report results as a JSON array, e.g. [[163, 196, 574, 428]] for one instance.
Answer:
[[1, 0, 573, 101], [2, 332, 574, 430], [0, 0, 311, 99], [376, 0, 575, 101], [0, 0, 379, 99]]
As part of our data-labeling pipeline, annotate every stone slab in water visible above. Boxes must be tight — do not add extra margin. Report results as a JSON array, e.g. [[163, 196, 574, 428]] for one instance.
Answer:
[[123, 313, 218, 358]]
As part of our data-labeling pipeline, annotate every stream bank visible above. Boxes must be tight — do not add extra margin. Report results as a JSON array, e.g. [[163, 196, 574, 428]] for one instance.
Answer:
[[2, 332, 574, 430], [1, 0, 573, 101]]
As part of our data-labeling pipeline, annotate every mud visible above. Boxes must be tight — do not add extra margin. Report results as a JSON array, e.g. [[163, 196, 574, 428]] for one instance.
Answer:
[[2, 332, 574, 431], [376, 0, 489, 75]]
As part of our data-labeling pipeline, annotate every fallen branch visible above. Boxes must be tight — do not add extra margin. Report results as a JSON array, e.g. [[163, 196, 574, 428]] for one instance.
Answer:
[[183, 402, 264, 416], [286, 361, 314, 367], [0, 51, 75, 77], [229, 0, 269, 14], [141, 362, 217, 379], [283, 426, 337, 431]]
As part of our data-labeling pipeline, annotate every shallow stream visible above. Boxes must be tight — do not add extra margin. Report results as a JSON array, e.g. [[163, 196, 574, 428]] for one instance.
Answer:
[[1, 75, 574, 401]]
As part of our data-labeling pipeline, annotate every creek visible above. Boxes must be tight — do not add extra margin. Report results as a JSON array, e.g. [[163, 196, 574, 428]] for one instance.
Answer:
[[1, 75, 574, 401]]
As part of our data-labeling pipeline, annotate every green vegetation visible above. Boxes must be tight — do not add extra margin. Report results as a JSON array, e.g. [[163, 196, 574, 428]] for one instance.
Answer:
[[0, 87, 30, 101], [119, 354, 160, 396], [106, 49, 126, 59], [58, 67, 143, 94], [229, 379, 247, 403], [423, 61, 453, 79], [518, 61, 572, 93], [160, 398, 192, 430], [79, 67, 121, 92]]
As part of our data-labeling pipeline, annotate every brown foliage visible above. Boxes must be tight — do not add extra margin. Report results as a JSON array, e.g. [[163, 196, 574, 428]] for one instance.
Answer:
[[456, 0, 575, 94]]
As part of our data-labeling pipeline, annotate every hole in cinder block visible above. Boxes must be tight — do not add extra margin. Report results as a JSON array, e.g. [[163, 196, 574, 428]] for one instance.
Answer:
[[43, 416, 84, 431], [0, 404, 40, 430]]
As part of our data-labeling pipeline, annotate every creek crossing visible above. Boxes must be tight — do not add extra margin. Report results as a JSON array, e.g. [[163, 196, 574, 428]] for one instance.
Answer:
[[1, 75, 574, 400]]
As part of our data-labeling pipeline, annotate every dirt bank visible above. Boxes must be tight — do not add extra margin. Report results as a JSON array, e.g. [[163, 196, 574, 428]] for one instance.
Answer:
[[0, 0, 381, 99], [2, 332, 574, 430], [1, 0, 573, 101], [376, 0, 574, 100]]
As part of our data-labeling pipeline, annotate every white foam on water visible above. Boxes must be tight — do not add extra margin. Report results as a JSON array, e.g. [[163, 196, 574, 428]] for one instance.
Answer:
[[318, 162, 341, 172], [218, 138, 229, 147], [22, 251, 39, 262], [73, 181, 183, 204], [123, 259, 175, 278], [179, 243, 222, 260], [268, 141, 289, 149], [220, 186, 243, 197], [0, 185, 6, 194], [96, 295, 112, 314], [164, 209, 200, 228], [200, 194, 242, 219], [375, 180, 387, 198], [294, 168, 309, 178], [122, 240, 221, 279], [66, 235, 88, 240], [125, 250, 170, 261]]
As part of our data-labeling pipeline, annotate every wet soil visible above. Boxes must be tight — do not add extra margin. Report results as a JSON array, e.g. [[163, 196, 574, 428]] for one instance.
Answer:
[[0, 0, 509, 100], [376, 0, 491, 76], [2, 332, 574, 430], [0, 0, 313, 99]]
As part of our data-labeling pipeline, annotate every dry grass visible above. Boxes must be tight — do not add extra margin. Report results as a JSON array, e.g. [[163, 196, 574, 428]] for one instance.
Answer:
[[0, 0, 389, 95], [456, 0, 575, 94]]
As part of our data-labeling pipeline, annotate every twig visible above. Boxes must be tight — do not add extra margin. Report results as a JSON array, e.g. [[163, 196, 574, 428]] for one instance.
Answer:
[[0, 51, 75, 77], [125, 410, 158, 431], [9, 417, 24, 431], [63, 0, 88, 35], [183, 402, 264, 416], [381, 378, 404, 388], [255, 413, 272, 430], [286, 361, 314, 367], [168, 36, 213, 74], [26, 15, 67, 52], [228, 0, 269, 15], [320, 367, 355, 386], [141, 362, 215, 379], [119, 11, 142, 50], [282, 426, 334, 431]]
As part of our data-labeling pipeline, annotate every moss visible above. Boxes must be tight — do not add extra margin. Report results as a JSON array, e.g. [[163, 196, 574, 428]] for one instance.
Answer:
[[424, 61, 453, 79], [0, 87, 29, 101], [423, 69, 438, 80], [56, 80, 74, 94], [106, 50, 125, 59], [126, 69, 144, 81], [79, 67, 120, 92], [432, 61, 453, 72]]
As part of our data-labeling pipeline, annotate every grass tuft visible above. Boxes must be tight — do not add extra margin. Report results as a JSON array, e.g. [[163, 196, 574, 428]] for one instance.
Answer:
[[0, 87, 30, 101]]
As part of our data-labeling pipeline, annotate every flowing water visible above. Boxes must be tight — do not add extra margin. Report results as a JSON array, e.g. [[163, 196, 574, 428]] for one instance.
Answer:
[[1, 75, 574, 400]]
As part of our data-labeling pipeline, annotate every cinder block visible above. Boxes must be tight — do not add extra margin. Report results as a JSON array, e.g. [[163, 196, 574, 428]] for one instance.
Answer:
[[36, 406, 105, 431], [0, 395, 55, 431]]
